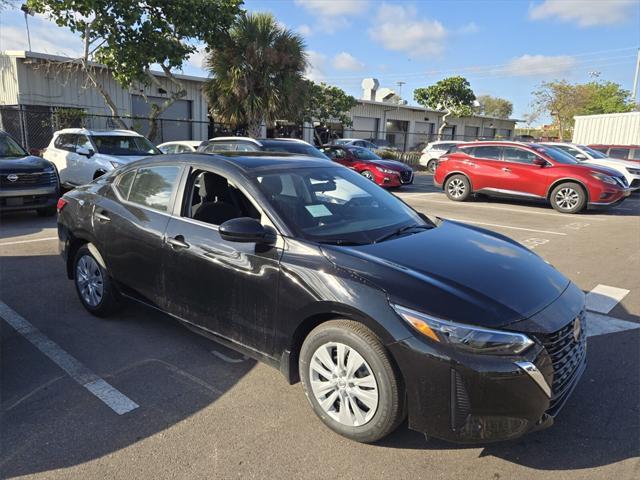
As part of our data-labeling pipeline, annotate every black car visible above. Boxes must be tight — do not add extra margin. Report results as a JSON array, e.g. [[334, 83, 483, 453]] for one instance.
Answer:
[[0, 131, 60, 216], [57, 152, 586, 443]]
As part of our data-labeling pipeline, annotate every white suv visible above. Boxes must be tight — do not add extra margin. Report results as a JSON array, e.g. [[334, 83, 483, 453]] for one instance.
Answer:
[[542, 142, 640, 191], [44, 129, 160, 187], [419, 141, 465, 173]]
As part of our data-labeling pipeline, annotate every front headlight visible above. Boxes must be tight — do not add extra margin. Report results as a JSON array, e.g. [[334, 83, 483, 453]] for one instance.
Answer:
[[590, 172, 617, 185], [392, 304, 534, 355], [377, 167, 397, 175], [627, 167, 640, 175]]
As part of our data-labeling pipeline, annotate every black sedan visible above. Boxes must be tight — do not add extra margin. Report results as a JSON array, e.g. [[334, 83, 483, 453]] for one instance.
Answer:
[[0, 131, 60, 216], [57, 152, 586, 443]]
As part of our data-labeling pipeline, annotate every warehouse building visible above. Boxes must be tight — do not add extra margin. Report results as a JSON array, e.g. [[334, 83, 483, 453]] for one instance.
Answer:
[[572, 112, 640, 145]]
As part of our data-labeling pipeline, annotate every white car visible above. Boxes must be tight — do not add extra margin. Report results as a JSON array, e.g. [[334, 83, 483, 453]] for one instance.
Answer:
[[419, 141, 465, 173], [157, 140, 203, 154], [44, 129, 160, 187], [542, 142, 640, 191]]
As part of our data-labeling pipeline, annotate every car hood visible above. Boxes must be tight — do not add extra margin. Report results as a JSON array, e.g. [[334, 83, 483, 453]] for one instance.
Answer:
[[365, 159, 411, 171], [0, 155, 54, 173], [96, 153, 153, 165], [320, 221, 570, 328], [573, 163, 623, 178], [585, 158, 639, 169]]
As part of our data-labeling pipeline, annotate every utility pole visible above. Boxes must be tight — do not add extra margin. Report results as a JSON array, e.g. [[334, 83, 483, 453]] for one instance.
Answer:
[[632, 48, 640, 104], [20, 4, 34, 52]]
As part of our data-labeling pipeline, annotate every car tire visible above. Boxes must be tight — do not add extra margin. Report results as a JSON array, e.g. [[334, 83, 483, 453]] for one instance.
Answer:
[[426, 159, 437, 173], [299, 320, 405, 443], [37, 205, 57, 217], [444, 174, 471, 202], [361, 170, 375, 182], [550, 182, 586, 214], [73, 244, 121, 317]]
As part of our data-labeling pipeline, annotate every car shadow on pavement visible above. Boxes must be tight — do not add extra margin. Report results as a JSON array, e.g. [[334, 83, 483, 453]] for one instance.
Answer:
[[0, 211, 56, 239], [0, 254, 257, 478], [378, 321, 640, 471]]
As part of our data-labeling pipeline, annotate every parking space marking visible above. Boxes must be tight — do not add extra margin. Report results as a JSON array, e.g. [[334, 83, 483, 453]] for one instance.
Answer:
[[0, 301, 139, 415], [445, 218, 567, 236], [586, 284, 630, 314], [521, 238, 550, 250], [0, 236, 58, 247], [586, 311, 639, 337]]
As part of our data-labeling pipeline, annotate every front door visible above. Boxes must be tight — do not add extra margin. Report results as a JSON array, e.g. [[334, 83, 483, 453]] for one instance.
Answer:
[[496, 146, 549, 198], [161, 167, 282, 355], [75, 134, 99, 184]]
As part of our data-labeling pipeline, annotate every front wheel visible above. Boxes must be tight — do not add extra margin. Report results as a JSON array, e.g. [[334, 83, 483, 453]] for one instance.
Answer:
[[299, 320, 405, 443], [444, 174, 471, 201], [361, 170, 375, 182], [73, 244, 121, 316], [550, 182, 586, 213]]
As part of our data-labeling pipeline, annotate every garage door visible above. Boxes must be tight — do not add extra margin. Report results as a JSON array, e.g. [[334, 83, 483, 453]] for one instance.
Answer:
[[131, 95, 192, 142], [352, 116, 378, 138], [464, 126, 479, 139]]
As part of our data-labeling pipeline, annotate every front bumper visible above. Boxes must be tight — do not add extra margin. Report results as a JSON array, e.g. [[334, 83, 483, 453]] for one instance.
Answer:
[[588, 187, 631, 209], [388, 284, 587, 443], [0, 185, 59, 212]]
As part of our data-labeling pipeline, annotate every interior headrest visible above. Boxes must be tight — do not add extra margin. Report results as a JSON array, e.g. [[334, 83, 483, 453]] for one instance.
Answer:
[[260, 175, 283, 196], [200, 172, 228, 199]]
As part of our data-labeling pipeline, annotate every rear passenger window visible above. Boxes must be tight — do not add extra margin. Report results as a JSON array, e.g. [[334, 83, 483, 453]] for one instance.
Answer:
[[128, 166, 181, 212], [609, 148, 629, 159], [470, 146, 501, 160], [502, 147, 540, 164], [631, 149, 640, 160], [115, 170, 135, 199]]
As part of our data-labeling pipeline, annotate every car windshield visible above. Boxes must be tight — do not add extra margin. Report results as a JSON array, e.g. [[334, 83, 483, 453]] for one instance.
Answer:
[[533, 145, 579, 164], [91, 135, 160, 156], [0, 134, 28, 158], [261, 142, 330, 160], [350, 148, 381, 160], [580, 145, 608, 159], [254, 166, 424, 244]]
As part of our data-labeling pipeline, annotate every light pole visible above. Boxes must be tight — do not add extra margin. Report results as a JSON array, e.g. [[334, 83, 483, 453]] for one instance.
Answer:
[[20, 4, 34, 52]]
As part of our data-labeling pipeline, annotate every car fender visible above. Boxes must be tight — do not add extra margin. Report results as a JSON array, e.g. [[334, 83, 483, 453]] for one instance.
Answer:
[[545, 177, 590, 202]]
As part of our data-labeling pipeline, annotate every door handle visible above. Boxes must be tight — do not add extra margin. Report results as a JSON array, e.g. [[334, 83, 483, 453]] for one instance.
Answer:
[[166, 235, 190, 249], [94, 211, 110, 222], [502, 167, 511, 172], [463, 161, 476, 166]]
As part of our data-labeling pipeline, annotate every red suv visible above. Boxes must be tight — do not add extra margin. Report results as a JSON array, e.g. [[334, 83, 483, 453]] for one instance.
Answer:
[[434, 142, 630, 213], [320, 145, 414, 188]]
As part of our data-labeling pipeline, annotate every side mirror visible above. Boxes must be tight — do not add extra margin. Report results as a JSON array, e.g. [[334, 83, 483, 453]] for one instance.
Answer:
[[532, 158, 547, 167], [77, 146, 94, 157], [575, 153, 587, 160], [219, 217, 276, 244]]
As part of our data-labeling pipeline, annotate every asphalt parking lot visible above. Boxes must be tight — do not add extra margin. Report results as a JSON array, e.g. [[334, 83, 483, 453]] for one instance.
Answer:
[[1, 172, 639, 479]]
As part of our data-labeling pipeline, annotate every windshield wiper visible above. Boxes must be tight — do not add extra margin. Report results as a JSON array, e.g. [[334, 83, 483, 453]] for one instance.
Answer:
[[373, 224, 433, 243], [317, 239, 369, 246]]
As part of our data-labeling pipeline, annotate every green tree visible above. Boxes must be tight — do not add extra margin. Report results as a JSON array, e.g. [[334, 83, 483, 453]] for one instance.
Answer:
[[414, 76, 476, 139], [578, 81, 634, 115], [26, 0, 243, 140], [204, 13, 307, 137], [476, 94, 513, 119], [299, 81, 358, 144]]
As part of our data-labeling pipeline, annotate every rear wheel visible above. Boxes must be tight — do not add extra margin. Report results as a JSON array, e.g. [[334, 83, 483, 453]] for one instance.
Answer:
[[550, 182, 586, 214], [444, 174, 471, 201], [299, 320, 405, 443], [426, 159, 437, 173], [73, 244, 120, 316]]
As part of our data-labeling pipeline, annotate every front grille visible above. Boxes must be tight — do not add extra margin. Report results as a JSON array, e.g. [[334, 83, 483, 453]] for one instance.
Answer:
[[0, 171, 58, 188], [450, 369, 470, 430], [536, 312, 587, 414], [400, 170, 413, 183], [617, 176, 629, 188]]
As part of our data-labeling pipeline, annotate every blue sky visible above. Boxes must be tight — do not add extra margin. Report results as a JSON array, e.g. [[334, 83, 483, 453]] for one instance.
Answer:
[[1, 0, 639, 123]]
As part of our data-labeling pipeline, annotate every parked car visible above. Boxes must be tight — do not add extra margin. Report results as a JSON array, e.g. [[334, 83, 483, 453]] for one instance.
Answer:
[[320, 145, 413, 187], [542, 142, 640, 191], [199, 136, 330, 160], [419, 141, 465, 173], [58, 151, 587, 443], [44, 129, 161, 188], [331, 138, 379, 150], [157, 140, 204, 154], [0, 130, 59, 216], [366, 138, 400, 151], [434, 141, 630, 213], [588, 144, 640, 163]]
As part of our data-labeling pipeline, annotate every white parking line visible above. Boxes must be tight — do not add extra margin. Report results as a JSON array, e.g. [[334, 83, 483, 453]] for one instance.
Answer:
[[446, 218, 567, 236], [0, 236, 58, 247], [587, 311, 639, 337], [0, 301, 139, 415], [586, 284, 630, 314]]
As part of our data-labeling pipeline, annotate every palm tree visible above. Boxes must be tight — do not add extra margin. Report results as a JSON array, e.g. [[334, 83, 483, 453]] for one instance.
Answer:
[[204, 13, 308, 137]]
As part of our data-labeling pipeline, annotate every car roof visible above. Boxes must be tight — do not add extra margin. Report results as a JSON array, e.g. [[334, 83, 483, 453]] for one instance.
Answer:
[[54, 128, 143, 137], [257, 138, 310, 145], [456, 140, 535, 148], [157, 140, 202, 147], [207, 136, 262, 145]]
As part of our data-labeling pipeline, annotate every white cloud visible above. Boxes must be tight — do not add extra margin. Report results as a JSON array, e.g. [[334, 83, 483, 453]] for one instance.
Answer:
[[187, 45, 207, 69], [297, 24, 312, 36], [0, 15, 83, 57], [457, 22, 480, 34], [369, 3, 447, 57], [332, 52, 364, 71], [294, 0, 369, 16], [305, 50, 327, 81], [529, 0, 637, 27], [503, 54, 578, 77]]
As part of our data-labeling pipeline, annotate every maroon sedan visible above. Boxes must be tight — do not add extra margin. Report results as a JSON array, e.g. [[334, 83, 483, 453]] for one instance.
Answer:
[[321, 145, 413, 188]]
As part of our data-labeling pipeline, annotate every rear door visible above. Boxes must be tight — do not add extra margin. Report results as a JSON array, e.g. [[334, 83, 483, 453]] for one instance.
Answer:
[[462, 145, 505, 191], [496, 146, 549, 197]]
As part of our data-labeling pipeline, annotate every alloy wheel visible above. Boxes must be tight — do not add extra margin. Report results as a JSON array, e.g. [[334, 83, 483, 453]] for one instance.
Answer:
[[361, 170, 374, 181], [309, 342, 379, 427], [447, 178, 466, 198], [555, 187, 580, 210], [76, 255, 104, 307]]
